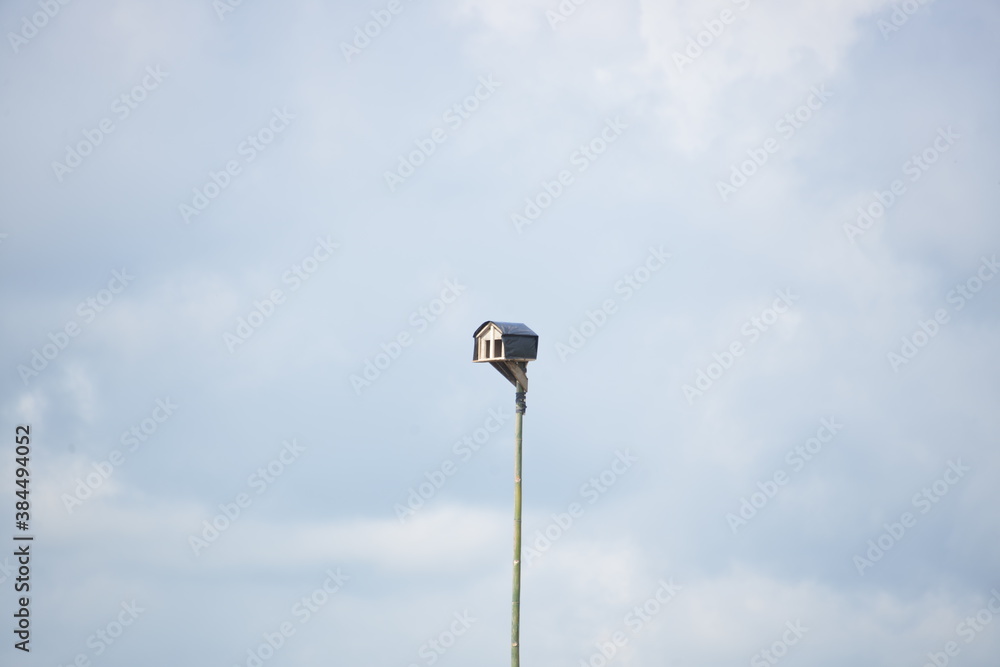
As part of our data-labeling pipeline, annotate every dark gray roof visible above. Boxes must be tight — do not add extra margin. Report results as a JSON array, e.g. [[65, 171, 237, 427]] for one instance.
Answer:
[[473, 321, 538, 338]]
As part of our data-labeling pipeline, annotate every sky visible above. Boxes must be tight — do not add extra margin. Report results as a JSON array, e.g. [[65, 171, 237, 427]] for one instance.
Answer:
[[1, 0, 999, 665]]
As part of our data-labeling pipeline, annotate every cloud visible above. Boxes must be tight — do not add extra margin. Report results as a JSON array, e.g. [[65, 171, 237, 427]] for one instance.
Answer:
[[638, 0, 898, 151]]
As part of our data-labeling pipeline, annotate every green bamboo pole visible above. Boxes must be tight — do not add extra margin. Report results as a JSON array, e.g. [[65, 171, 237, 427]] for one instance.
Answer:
[[512, 382, 525, 667]]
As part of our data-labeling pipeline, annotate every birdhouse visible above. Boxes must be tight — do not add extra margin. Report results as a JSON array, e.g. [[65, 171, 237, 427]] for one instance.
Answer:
[[473, 321, 537, 390], [471, 321, 537, 665], [473, 321, 538, 362]]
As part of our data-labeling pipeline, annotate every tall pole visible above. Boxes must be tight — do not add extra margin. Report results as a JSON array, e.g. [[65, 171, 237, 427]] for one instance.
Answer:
[[512, 382, 526, 667]]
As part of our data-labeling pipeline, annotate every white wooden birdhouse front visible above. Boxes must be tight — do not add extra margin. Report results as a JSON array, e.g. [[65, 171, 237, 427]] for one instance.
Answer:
[[477, 322, 505, 361]]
